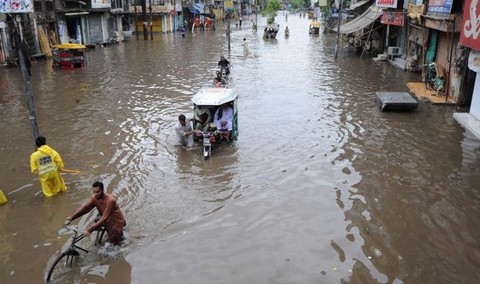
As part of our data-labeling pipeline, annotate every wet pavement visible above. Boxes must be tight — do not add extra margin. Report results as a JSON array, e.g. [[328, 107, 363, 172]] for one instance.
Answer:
[[1, 12, 480, 284]]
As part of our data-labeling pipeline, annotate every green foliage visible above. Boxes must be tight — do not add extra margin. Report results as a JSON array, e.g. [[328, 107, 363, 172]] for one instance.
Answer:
[[289, 0, 304, 9], [262, 0, 281, 23]]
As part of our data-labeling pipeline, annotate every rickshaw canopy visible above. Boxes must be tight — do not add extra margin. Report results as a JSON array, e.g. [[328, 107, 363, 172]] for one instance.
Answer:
[[191, 87, 238, 106]]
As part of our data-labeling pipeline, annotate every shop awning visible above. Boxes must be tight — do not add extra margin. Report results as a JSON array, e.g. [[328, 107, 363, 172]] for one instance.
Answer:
[[339, 5, 383, 34], [349, 0, 370, 10]]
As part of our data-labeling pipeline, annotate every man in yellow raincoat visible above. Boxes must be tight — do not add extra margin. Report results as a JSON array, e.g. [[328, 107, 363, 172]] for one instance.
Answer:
[[30, 136, 67, 197]]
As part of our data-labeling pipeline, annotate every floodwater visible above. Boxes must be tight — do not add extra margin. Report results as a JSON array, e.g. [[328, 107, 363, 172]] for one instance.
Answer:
[[1, 13, 480, 284]]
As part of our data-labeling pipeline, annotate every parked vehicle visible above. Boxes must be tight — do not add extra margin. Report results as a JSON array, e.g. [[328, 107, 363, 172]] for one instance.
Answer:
[[191, 87, 239, 160], [52, 43, 86, 69]]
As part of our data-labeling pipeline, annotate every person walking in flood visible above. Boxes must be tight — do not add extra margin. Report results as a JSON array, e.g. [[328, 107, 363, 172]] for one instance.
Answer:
[[175, 114, 195, 148], [243, 38, 250, 57], [30, 136, 67, 197]]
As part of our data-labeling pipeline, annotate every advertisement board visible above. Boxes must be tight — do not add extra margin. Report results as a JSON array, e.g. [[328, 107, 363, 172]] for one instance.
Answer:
[[375, 0, 398, 8], [91, 0, 111, 9], [459, 0, 480, 50], [427, 0, 453, 14], [224, 1, 234, 12], [380, 11, 404, 26], [0, 0, 33, 13]]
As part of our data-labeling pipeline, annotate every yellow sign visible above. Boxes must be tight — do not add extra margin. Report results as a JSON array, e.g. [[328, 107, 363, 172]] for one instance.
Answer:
[[318, 0, 328, 6], [224, 1, 234, 11]]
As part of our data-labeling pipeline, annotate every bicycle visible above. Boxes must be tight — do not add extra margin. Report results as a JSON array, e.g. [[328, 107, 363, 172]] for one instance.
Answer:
[[46, 225, 106, 283]]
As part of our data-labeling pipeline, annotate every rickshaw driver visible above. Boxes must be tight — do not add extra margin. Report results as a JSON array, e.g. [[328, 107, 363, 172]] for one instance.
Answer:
[[218, 56, 230, 75]]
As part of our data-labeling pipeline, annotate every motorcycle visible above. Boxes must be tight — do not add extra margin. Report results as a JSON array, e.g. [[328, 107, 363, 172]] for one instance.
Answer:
[[425, 62, 444, 92]]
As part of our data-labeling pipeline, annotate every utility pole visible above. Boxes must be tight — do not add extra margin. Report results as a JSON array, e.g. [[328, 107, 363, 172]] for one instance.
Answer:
[[334, 0, 343, 60], [227, 12, 231, 51], [254, 1, 257, 32], [149, 0, 153, 40], [14, 16, 40, 145], [173, 0, 176, 33], [134, 0, 139, 40], [142, 0, 148, 40]]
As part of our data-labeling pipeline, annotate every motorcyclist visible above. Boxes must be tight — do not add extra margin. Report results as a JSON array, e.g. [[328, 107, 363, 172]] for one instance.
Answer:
[[218, 56, 230, 75]]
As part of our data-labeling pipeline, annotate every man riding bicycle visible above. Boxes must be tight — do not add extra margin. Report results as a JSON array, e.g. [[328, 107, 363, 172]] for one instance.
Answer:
[[65, 181, 126, 248]]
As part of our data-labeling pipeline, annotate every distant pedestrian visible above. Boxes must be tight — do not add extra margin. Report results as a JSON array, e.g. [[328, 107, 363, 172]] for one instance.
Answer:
[[243, 38, 250, 57], [30, 136, 67, 197], [239, 17, 242, 28]]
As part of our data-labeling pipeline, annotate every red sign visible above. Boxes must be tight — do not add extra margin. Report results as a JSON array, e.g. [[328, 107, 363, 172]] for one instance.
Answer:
[[381, 11, 404, 26], [460, 0, 480, 50], [376, 0, 398, 8]]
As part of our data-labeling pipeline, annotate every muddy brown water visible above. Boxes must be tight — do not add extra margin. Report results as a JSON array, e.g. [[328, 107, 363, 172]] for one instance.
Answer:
[[1, 14, 480, 284]]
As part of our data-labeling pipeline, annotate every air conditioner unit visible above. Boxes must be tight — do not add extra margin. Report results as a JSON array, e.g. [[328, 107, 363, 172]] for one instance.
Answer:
[[387, 47, 401, 56]]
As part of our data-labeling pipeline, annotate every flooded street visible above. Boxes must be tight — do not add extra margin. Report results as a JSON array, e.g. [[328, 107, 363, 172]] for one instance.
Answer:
[[1, 14, 480, 284]]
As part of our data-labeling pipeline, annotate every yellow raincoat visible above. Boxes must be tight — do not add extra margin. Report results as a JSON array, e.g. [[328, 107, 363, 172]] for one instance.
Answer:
[[30, 145, 67, 197]]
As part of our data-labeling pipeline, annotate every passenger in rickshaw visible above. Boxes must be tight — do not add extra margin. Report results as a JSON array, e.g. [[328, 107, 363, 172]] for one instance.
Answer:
[[213, 77, 224, 88], [215, 71, 227, 85], [194, 106, 211, 132], [214, 103, 233, 141]]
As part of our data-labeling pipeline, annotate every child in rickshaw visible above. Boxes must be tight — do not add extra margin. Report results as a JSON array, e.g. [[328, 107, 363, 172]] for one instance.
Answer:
[[218, 121, 230, 141]]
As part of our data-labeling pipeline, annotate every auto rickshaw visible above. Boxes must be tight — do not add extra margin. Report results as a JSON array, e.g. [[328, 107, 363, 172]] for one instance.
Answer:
[[309, 21, 320, 34], [191, 87, 239, 159], [52, 43, 86, 69]]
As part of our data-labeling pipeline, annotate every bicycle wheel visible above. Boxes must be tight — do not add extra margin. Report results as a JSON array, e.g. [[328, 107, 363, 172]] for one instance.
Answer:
[[46, 252, 74, 283]]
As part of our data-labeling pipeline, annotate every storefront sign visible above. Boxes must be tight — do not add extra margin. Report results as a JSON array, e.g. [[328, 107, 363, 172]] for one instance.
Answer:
[[381, 11, 404, 26], [427, 0, 453, 15], [0, 0, 33, 13], [91, 0, 111, 9], [376, 0, 398, 8], [224, 1, 234, 11], [460, 0, 480, 50]]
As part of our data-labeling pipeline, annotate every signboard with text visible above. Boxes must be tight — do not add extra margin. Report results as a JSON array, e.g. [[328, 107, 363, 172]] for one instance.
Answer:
[[376, 0, 398, 8], [91, 0, 111, 9], [0, 0, 33, 13], [381, 11, 404, 26], [459, 0, 480, 50], [224, 1, 234, 12], [427, 0, 453, 14]]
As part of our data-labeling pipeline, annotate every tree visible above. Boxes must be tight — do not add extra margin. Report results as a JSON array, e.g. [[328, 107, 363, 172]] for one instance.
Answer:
[[262, 0, 281, 24], [290, 0, 305, 10]]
